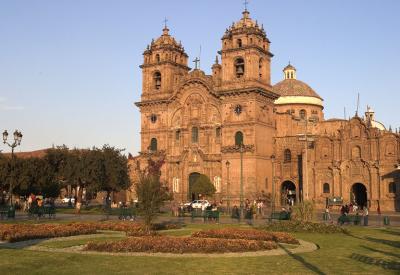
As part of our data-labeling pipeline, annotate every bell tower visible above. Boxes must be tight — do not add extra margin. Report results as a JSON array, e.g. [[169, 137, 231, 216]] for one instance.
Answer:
[[219, 9, 273, 90], [140, 25, 190, 101]]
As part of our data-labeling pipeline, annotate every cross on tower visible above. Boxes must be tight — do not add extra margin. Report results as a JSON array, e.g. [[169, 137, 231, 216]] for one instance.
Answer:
[[163, 17, 168, 28], [193, 57, 200, 70], [243, 0, 249, 11]]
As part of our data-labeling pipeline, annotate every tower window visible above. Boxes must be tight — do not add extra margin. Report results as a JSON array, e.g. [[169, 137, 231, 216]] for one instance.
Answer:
[[284, 149, 291, 162], [192, 127, 199, 143], [299, 109, 307, 120], [259, 58, 263, 78], [150, 114, 157, 123], [150, 138, 157, 152], [323, 183, 330, 194], [154, 71, 161, 90], [235, 58, 245, 78], [237, 39, 242, 48], [389, 182, 396, 193], [155, 54, 160, 63], [175, 130, 180, 141], [235, 131, 244, 146]]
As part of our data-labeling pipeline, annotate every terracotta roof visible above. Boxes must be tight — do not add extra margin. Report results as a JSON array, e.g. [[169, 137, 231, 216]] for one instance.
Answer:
[[283, 64, 296, 71], [273, 79, 322, 99]]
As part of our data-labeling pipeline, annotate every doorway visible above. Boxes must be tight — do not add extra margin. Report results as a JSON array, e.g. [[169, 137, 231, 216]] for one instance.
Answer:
[[188, 172, 201, 201], [351, 183, 368, 209], [281, 181, 296, 206]]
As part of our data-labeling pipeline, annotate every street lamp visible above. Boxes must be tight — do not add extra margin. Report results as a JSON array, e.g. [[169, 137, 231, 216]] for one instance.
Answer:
[[270, 154, 276, 215], [2, 130, 23, 206], [225, 160, 231, 214], [239, 143, 244, 221], [297, 117, 315, 201]]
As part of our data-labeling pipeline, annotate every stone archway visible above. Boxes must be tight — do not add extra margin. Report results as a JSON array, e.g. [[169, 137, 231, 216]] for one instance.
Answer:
[[188, 172, 201, 201], [281, 181, 296, 206], [351, 183, 368, 209]]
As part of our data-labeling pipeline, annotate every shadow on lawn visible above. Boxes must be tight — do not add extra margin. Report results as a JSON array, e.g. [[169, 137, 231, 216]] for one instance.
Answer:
[[350, 253, 400, 270], [0, 238, 47, 249], [360, 245, 400, 259], [379, 228, 400, 237], [364, 237, 400, 249], [278, 244, 326, 275]]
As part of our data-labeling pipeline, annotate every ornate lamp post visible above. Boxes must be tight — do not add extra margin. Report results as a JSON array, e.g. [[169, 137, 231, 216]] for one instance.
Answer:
[[270, 154, 276, 215], [240, 143, 244, 220], [225, 160, 231, 214], [2, 130, 23, 206]]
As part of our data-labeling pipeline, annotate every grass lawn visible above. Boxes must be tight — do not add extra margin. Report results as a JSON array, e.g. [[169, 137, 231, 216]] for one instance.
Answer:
[[0, 223, 399, 274]]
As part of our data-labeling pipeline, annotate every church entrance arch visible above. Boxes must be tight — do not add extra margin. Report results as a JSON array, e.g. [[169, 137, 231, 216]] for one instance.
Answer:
[[351, 183, 368, 209], [188, 172, 201, 201], [281, 181, 296, 206]]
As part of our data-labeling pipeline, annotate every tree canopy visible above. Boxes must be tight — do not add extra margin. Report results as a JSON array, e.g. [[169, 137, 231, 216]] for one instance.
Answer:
[[191, 174, 216, 198]]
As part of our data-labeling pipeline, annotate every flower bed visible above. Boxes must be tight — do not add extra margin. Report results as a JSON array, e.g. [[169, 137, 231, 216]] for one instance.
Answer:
[[259, 221, 348, 233], [0, 223, 97, 243], [192, 228, 299, 245], [85, 235, 277, 253]]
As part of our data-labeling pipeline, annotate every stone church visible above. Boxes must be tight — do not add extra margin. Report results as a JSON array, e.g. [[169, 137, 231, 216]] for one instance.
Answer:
[[130, 9, 400, 211]]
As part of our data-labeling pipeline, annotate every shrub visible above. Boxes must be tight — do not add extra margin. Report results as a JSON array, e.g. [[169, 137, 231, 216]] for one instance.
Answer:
[[0, 223, 97, 242], [260, 221, 348, 234], [291, 200, 314, 221], [85, 236, 277, 253], [192, 228, 299, 244]]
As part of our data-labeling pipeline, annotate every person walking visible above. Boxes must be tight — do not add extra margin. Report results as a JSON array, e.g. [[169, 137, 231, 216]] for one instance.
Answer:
[[363, 207, 369, 226]]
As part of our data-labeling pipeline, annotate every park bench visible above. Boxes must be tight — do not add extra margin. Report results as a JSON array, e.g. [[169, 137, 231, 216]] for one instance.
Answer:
[[119, 207, 136, 220], [0, 205, 15, 219], [338, 214, 361, 225], [191, 209, 204, 222], [204, 210, 220, 222], [269, 211, 291, 221]]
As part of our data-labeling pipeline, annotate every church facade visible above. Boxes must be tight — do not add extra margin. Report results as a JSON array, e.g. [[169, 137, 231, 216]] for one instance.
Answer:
[[131, 10, 400, 211]]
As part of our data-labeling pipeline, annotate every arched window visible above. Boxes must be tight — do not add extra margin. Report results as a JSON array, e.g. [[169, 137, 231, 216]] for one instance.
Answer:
[[150, 138, 157, 152], [153, 71, 161, 90], [323, 183, 330, 193], [192, 127, 199, 143], [259, 58, 263, 78], [235, 58, 245, 78], [175, 130, 180, 141], [389, 182, 396, 193], [299, 109, 307, 119], [155, 54, 160, 63], [237, 39, 242, 48], [284, 149, 291, 162], [235, 131, 244, 146]]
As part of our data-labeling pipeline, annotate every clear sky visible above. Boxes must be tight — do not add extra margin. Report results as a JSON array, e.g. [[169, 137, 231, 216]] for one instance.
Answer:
[[1, 0, 399, 155]]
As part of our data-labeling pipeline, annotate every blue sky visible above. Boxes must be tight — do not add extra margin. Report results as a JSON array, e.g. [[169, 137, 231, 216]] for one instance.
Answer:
[[1, 0, 399, 155]]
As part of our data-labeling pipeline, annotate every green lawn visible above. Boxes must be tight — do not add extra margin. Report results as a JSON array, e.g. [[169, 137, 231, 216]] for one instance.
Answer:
[[0, 223, 399, 274]]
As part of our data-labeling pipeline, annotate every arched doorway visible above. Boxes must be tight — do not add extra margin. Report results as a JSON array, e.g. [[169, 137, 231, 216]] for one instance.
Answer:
[[188, 172, 201, 201], [351, 183, 368, 209], [281, 181, 296, 206]]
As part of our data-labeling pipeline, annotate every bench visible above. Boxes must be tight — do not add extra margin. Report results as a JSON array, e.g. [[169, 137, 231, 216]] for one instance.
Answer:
[[191, 209, 204, 222], [269, 211, 291, 221], [0, 206, 15, 219], [338, 214, 361, 225], [119, 207, 136, 220], [204, 210, 220, 222]]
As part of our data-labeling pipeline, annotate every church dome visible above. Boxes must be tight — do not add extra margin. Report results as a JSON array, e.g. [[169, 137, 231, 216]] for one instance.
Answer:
[[273, 79, 322, 99], [273, 64, 323, 107]]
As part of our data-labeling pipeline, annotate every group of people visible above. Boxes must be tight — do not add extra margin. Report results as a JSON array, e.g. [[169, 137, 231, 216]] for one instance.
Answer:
[[24, 194, 55, 212]]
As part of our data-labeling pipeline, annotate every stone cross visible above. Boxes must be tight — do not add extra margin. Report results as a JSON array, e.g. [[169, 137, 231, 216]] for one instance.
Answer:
[[193, 57, 200, 69]]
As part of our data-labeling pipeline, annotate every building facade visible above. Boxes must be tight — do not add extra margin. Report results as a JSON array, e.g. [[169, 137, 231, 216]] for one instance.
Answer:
[[131, 10, 400, 211]]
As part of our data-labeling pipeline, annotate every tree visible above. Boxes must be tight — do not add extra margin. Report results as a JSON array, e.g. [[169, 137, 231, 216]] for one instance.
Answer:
[[134, 157, 171, 230], [191, 174, 216, 198]]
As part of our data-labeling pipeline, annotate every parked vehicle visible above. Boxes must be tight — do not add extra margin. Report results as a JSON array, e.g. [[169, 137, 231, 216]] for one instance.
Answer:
[[62, 197, 75, 204], [190, 200, 210, 209]]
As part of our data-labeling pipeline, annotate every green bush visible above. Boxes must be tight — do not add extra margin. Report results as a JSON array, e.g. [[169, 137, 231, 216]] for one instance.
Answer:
[[290, 200, 314, 221]]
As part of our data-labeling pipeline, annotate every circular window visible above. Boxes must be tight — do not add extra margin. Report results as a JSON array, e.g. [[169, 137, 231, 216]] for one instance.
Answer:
[[150, 114, 157, 123], [234, 104, 242, 115]]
